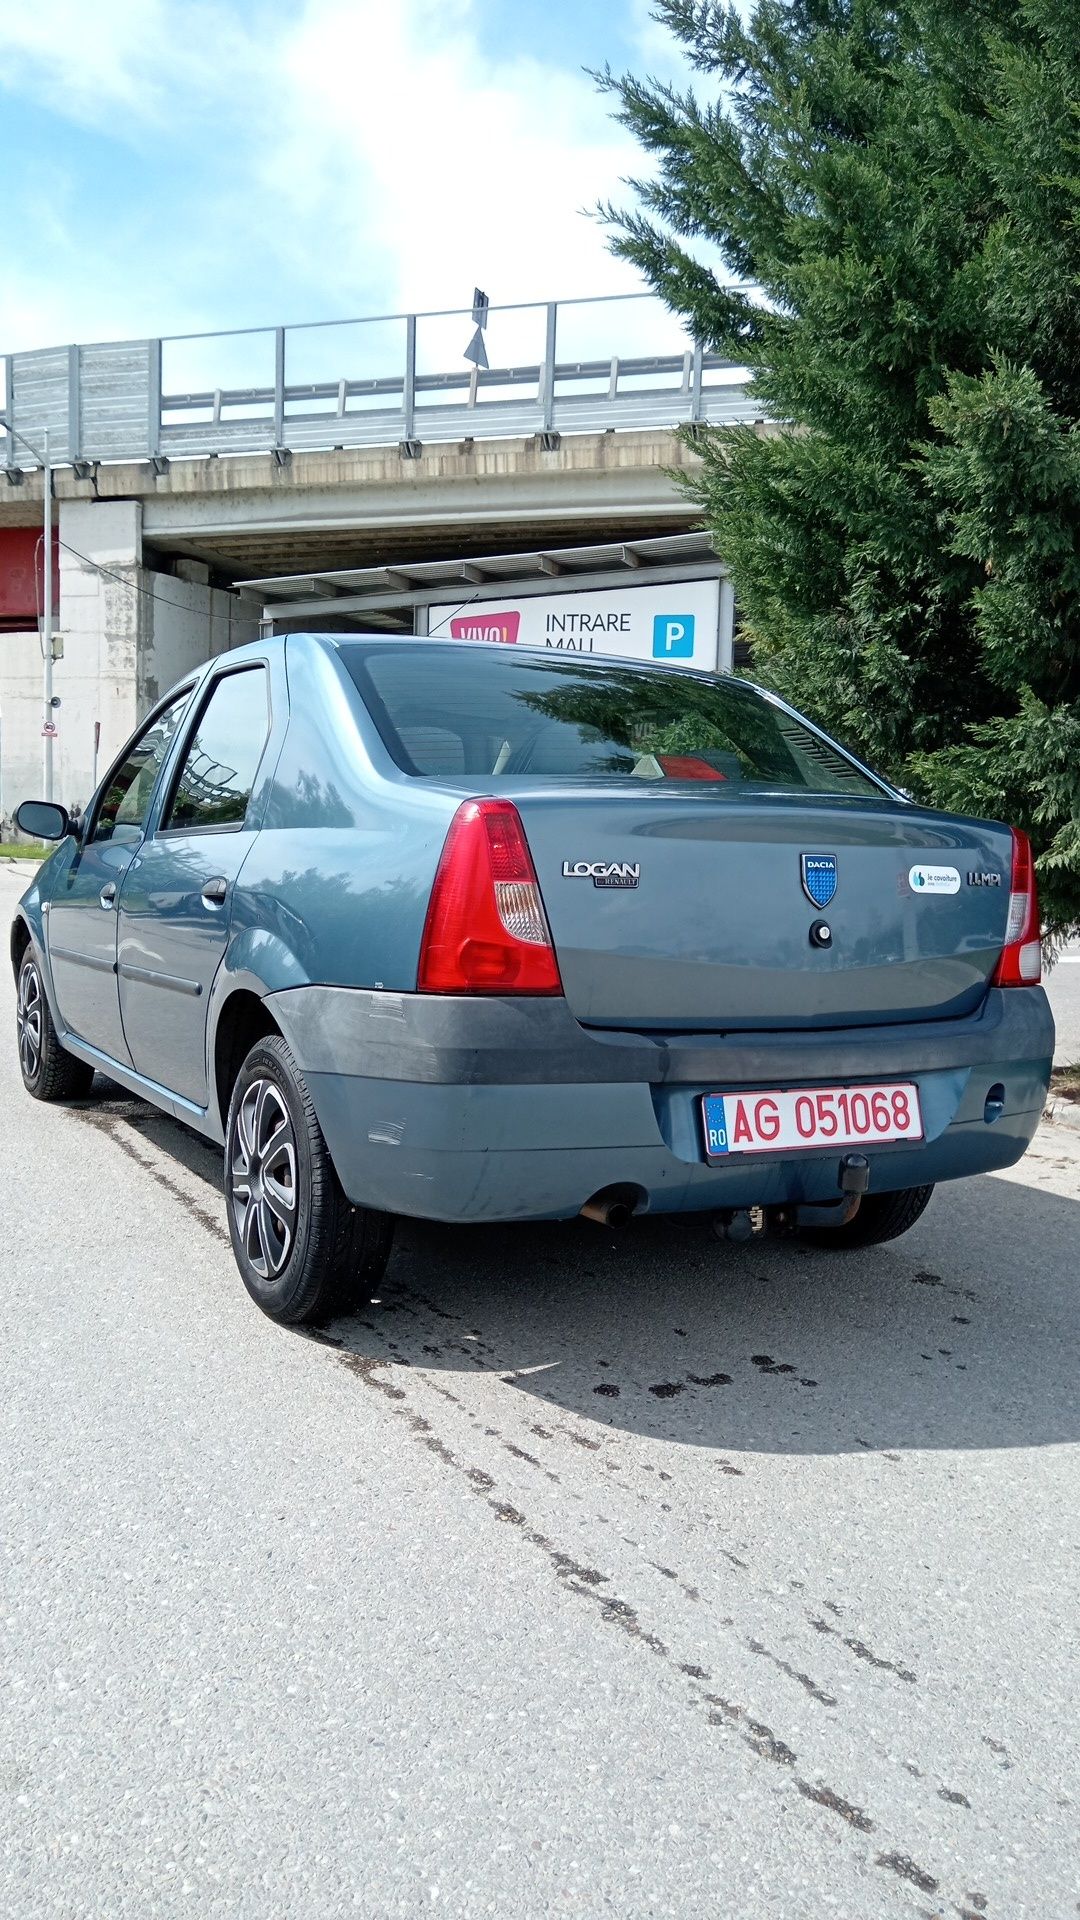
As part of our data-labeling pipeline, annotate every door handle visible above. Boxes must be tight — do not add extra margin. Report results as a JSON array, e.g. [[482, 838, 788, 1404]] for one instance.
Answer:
[[201, 877, 229, 908], [99, 882, 117, 909]]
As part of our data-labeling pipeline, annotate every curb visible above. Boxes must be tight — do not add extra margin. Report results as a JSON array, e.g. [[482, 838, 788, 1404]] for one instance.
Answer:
[[1043, 1097, 1080, 1133]]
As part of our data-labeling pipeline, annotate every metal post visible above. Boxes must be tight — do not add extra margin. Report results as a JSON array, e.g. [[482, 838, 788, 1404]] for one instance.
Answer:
[[403, 314, 416, 441], [717, 572, 735, 675], [67, 344, 81, 462], [541, 303, 557, 430], [148, 338, 162, 457], [2, 357, 12, 471], [273, 327, 286, 446], [42, 428, 54, 802], [690, 340, 705, 423]]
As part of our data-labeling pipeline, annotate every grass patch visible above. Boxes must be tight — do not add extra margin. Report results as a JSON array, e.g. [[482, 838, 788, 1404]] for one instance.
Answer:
[[0, 842, 46, 860], [1050, 1064, 1080, 1103]]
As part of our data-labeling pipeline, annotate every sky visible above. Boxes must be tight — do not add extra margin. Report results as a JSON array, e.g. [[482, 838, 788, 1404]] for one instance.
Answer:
[[0, 0, 704, 381]]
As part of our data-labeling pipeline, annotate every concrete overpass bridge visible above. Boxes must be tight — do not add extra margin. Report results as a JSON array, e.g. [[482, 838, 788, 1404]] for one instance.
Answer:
[[0, 290, 763, 818]]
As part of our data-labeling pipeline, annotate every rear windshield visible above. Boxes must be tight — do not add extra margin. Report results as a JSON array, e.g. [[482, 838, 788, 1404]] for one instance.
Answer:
[[341, 643, 885, 796]]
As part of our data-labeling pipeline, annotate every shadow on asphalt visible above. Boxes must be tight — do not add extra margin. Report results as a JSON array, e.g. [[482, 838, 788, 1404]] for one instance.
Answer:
[[75, 1074, 1079, 1458]]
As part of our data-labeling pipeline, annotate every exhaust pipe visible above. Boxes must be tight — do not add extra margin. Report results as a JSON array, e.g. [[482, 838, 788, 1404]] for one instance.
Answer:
[[581, 1196, 633, 1230], [580, 1187, 641, 1229]]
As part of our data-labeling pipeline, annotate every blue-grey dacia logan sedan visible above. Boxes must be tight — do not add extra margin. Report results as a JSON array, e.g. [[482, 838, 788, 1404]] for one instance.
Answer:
[[11, 633, 1054, 1324]]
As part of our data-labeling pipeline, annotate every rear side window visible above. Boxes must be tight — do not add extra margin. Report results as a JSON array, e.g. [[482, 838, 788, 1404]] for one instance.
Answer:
[[91, 691, 192, 845], [341, 643, 884, 797], [163, 666, 270, 831]]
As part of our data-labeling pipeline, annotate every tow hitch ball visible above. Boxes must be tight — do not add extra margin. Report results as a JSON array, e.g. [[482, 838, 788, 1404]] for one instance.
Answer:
[[838, 1152, 871, 1196], [712, 1155, 871, 1241], [823, 1151, 871, 1226]]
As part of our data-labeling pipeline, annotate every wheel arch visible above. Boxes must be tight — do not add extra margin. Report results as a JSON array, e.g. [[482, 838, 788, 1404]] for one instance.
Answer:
[[10, 914, 33, 982], [206, 924, 310, 1136], [212, 987, 282, 1132]]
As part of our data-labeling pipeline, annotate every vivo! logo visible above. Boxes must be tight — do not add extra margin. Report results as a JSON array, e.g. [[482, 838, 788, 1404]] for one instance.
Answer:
[[449, 610, 520, 644], [562, 859, 640, 890]]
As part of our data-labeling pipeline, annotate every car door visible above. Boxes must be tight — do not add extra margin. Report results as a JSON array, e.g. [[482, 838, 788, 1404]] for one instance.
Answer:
[[45, 691, 193, 1064], [116, 663, 273, 1106]]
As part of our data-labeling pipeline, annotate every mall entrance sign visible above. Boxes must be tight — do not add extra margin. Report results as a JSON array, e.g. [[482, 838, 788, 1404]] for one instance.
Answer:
[[431, 578, 723, 671]]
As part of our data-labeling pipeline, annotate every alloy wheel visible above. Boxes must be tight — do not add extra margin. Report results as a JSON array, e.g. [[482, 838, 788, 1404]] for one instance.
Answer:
[[229, 1078, 299, 1279], [17, 961, 43, 1084]]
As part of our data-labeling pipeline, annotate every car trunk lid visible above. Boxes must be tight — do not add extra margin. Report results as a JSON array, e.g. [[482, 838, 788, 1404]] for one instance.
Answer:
[[505, 788, 1015, 1030]]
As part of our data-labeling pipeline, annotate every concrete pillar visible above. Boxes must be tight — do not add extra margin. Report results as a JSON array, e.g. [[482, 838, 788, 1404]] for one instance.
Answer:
[[0, 633, 46, 833], [139, 569, 262, 707], [56, 500, 144, 810], [0, 499, 262, 825], [0, 501, 140, 827]]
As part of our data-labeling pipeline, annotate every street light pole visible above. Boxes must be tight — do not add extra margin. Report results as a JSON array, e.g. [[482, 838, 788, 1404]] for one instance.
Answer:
[[42, 427, 54, 803], [1, 414, 56, 802]]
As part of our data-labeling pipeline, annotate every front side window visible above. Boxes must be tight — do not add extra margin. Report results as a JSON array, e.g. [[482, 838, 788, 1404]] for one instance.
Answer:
[[91, 693, 192, 845], [341, 643, 886, 797], [162, 667, 270, 832]]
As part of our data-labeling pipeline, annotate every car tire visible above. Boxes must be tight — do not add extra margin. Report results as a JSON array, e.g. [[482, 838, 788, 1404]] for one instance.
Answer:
[[799, 1184, 935, 1248], [225, 1032, 394, 1325], [16, 949, 95, 1102]]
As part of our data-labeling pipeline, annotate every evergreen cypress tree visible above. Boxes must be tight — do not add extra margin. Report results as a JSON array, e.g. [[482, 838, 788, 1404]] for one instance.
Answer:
[[598, 0, 1080, 933]]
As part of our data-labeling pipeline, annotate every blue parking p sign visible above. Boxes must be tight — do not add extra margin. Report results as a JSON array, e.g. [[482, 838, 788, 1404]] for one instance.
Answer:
[[653, 614, 695, 659]]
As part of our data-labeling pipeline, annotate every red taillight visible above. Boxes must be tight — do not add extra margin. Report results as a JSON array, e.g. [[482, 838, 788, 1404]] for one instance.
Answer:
[[992, 827, 1042, 986], [418, 799, 562, 995]]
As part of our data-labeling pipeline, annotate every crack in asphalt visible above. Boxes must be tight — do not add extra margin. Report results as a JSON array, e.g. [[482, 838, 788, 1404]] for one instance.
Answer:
[[72, 1107, 230, 1245], [746, 1638, 838, 1707], [809, 1613, 918, 1685], [330, 1337, 949, 1908], [357, 1278, 932, 1714], [875, 1849, 939, 1894], [58, 1095, 969, 1908]]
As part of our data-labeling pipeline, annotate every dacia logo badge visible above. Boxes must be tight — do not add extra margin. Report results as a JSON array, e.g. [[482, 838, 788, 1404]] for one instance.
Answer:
[[801, 853, 837, 909]]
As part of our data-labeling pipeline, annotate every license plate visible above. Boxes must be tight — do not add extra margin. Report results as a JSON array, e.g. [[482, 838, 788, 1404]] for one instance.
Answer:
[[701, 1083, 923, 1158]]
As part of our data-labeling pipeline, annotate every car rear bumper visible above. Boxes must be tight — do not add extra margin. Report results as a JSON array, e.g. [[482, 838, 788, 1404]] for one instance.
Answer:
[[267, 985, 1054, 1224]]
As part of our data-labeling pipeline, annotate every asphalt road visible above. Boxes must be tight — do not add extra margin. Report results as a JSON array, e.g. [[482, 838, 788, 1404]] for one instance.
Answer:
[[2, 861, 1078, 1919]]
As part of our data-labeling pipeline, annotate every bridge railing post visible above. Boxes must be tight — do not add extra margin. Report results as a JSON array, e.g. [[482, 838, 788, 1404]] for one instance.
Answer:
[[403, 314, 416, 441], [67, 344, 82, 464], [2, 355, 12, 469], [690, 339, 704, 423], [148, 339, 162, 458], [541, 302, 557, 430], [274, 327, 286, 446]]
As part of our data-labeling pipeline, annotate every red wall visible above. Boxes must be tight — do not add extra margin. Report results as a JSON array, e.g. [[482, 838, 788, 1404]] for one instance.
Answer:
[[0, 526, 61, 630]]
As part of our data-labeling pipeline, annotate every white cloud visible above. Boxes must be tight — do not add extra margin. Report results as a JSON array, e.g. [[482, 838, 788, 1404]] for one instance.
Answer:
[[0, 0, 264, 128], [630, 0, 696, 79], [253, 0, 673, 366], [0, 0, 698, 367]]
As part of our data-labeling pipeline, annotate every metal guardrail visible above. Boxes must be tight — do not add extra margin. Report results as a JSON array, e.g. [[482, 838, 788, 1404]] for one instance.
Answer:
[[1, 292, 761, 471]]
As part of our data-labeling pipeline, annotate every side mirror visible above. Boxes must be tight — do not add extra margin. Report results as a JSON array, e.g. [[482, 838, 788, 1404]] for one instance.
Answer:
[[14, 800, 74, 843]]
